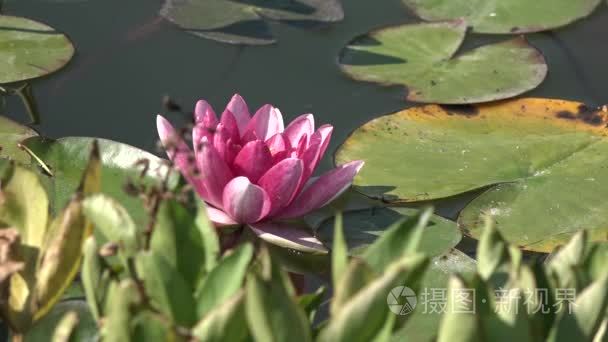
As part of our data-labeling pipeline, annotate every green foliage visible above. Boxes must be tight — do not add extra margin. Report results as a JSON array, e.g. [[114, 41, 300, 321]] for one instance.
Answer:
[[436, 222, 608, 342]]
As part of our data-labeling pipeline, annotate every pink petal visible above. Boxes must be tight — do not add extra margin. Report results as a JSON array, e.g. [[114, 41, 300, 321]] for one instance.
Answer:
[[243, 104, 284, 141], [277, 160, 365, 219], [315, 124, 333, 162], [156, 115, 208, 199], [194, 100, 217, 126], [197, 137, 235, 208], [206, 207, 238, 227], [248, 222, 328, 254], [266, 133, 291, 157], [225, 94, 250, 135], [232, 140, 273, 183], [284, 114, 314, 147], [258, 158, 304, 217], [218, 110, 241, 144], [223, 177, 271, 223]]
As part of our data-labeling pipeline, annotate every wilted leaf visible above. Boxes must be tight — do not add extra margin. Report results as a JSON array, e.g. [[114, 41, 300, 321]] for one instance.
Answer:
[[0, 164, 48, 331], [0, 16, 74, 84], [0, 228, 24, 284], [34, 198, 88, 320], [160, 0, 343, 45], [339, 21, 546, 104], [401, 0, 601, 34], [337, 98, 608, 252]]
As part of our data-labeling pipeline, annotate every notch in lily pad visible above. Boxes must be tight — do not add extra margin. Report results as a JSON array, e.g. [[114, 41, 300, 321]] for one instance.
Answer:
[[339, 20, 547, 104], [159, 0, 344, 45]]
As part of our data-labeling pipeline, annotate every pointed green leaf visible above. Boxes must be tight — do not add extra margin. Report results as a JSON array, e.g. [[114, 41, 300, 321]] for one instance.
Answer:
[[192, 291, 249, 342], [195, 244, 253, 317], [136, 251, 196, 326], [318, 254, 428, 342], [331, 212, 348, 288]]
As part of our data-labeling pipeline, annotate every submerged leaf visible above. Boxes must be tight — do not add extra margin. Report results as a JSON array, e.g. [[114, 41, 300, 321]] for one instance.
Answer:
[[160, 0, 343, 45]]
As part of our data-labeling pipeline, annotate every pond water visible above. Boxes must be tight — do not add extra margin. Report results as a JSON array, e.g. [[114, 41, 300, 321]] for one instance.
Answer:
[[4, 0, 608, 225]]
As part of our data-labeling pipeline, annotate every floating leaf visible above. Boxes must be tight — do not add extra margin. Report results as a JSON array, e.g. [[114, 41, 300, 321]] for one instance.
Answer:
[[160, 0, 343, 45], [337, 98, 608, 252], [339, 21, 546, 104], [21, 137, 175, 224], [401, 0, 601, 34], [0, 16, 74, 84], [316, 207, 461, 258], [0, 115, 37, 163]]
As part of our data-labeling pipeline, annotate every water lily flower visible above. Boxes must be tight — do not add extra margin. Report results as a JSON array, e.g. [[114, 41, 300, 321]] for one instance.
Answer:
[[156, 94, 363, 253]]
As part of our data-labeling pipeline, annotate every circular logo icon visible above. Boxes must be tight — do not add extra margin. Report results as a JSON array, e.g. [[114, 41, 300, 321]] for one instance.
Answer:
[[387, 286, 417, 315]]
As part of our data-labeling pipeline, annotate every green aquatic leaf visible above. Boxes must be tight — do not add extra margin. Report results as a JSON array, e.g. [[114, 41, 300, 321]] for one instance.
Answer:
[[160, 0, 343, 45], [339, 21, 546, 104], [316, 207, 461, 259], [0, 16, 74, 84], [337, 98, 608, 252], [0, 115, 37, 163], [24, 301, 97, 342], [401, 0, 601, 34], [21, 136, 175, 224]]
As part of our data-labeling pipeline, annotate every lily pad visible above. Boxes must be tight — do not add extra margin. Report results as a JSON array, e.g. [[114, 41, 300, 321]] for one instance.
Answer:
[[339, 21, 547, 104], [336, 98, 608, 252], [160, 0, 343, 45], [0, 115, 37, 163], [316, 207, 461, 258], [21, 136, 175, 225], [401, 0, 601, 34], [0, 16, 74, 84]]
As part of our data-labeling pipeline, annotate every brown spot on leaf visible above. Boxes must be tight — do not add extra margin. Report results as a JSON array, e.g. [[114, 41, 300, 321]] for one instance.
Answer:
[[556, 111, 576, 120], [555, 105, 606, 126]]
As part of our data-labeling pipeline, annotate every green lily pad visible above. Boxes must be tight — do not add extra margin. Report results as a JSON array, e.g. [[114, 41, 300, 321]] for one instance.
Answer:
[[316, 207, 461, 257], [0, 16, 74, 84], [0, 115, 37, 163], [401, 0, 601, 34], [160, 0, 343, 45], [21, 136, 175, 225], [339, 21, 547, 104], [336, 98, 608, 252]]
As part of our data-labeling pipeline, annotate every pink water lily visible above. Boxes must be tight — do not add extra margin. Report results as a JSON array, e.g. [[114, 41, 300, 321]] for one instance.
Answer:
[[157, 94, 363, 253]]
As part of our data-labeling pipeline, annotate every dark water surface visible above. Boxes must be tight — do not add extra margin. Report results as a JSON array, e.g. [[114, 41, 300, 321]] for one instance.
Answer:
[[4, 0, 608, 224]]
